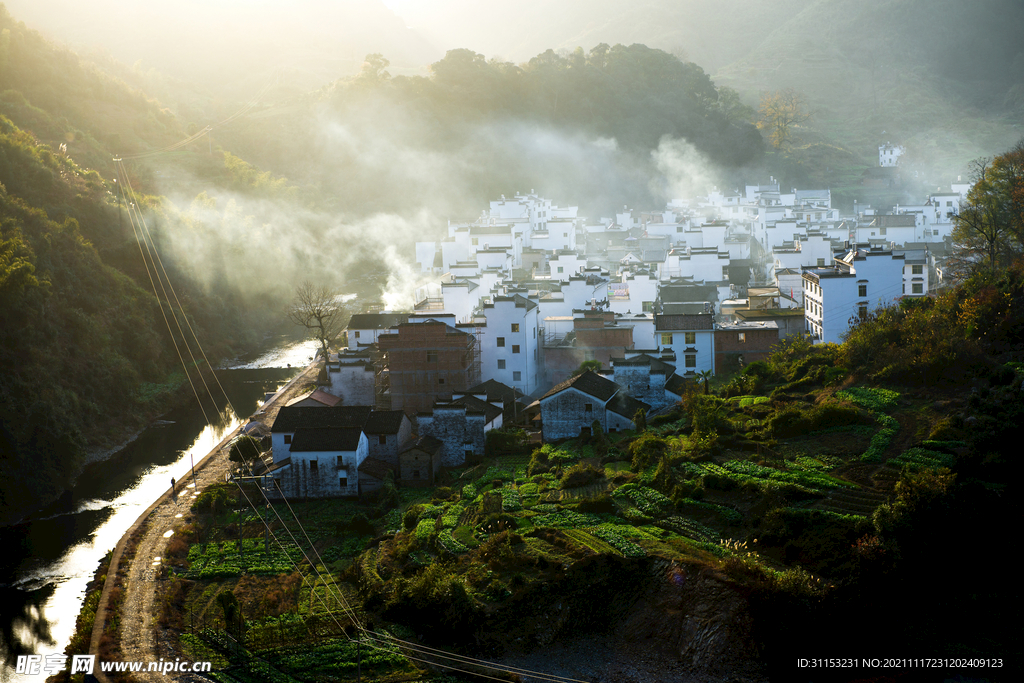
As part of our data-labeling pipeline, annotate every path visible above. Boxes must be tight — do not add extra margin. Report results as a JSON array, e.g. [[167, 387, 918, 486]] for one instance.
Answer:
[[89, 362, 319, 682]]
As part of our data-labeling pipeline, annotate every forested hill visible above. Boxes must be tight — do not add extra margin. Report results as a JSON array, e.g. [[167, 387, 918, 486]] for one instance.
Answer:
[[0, 6, 272, 526], [0, 3, 770, 525], [215, 44, 764, 218]]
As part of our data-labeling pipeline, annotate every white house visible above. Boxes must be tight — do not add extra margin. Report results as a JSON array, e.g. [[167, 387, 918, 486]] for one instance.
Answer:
[[802, 248, 906, 344], [879, 142, 905, 167], [477, 294, 542, 395], [654, 312, 715, 375], [270, 406, 375, 498]]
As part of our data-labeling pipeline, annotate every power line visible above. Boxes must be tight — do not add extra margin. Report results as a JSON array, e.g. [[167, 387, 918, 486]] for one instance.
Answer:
[[113, 160, 591, 682]]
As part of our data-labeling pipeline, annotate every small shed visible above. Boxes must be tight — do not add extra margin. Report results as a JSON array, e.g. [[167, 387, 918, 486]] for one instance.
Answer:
[[398, 436, 443, 487]]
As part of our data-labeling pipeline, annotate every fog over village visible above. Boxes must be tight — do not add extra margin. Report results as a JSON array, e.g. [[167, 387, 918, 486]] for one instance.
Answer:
[[0, 2, 1021, 682]]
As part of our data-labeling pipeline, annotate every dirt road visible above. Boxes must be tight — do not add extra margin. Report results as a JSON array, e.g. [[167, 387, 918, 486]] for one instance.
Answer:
[[89, 362, 319, 682]]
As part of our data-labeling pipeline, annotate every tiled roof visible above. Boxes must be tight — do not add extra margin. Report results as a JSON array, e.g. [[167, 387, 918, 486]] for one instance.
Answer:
[[347, 313, 409, 330], [610, 353, 675, 375], [363, 411, 409, 435], [655, 313, 715, 331], [665, 374, 689, 397], [286, 388, 342, 407], [542, 369, 619, 402], [271, 406, 372, 432], [399, 435, 444, 455], [450, 394, 503, 423], [358, 457, 397, 480], [606, 392, 650, 420], [289, 428, 363, 452]]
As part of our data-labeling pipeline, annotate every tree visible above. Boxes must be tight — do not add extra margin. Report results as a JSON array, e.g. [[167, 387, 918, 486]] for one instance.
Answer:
[[757, 88, 811, 149], [288, 281, 344, 362], [696, 369, 713, 396], [228, 435, 263, 467], [950, 142, 1024, 280]]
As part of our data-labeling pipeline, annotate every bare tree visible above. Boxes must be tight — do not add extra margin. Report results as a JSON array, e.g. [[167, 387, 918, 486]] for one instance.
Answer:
[[288, 281, 344, 362]]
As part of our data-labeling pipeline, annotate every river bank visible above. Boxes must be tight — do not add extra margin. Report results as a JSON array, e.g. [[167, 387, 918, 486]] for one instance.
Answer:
[[81, 360, 320, 682]]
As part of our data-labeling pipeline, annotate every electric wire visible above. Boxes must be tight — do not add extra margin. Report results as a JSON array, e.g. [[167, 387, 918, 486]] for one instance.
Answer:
[[112, 160, 594, 683]]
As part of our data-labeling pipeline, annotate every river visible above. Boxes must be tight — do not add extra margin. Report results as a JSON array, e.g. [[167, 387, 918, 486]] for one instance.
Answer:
[[0, 337, 319, 682]]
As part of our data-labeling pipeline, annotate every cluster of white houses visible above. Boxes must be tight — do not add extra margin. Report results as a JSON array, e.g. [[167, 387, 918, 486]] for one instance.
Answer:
[[254, 171, 971, 498]]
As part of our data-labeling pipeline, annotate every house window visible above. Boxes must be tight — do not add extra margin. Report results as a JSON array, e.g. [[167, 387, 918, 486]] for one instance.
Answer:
[[912, 283, 923, 294], [284, 434, 291, 444], [512, 345, 520, 353], [427, 351, 438, 362], [859, 305, 868, 320], [337, 456, 344, 466], [511, 323, 520, 333], [738, 332, 746, 343], [310, 460, 318, 473], [438, 377, 446, 385], [498, 359, 506, 369], [513, 371, 522, 381], [585, 350, 595, 361], [642, 301, 654, 312], [676, 226, 684, 233], [557, 266, 564, 273], [684, 332, 695, 344], [584, 403, 593, 412], [912, 265, 923, 275], [880, 227, 887, 236], [378, 435, 387, 445], [354, 331, 360, 338], [497, 337, 505, 347], [858, 284, 867, 297], [339, 476, 347, 487], [817, 258, 825, 267], [412, 470, 420, 479], [685, 354, 696, 368], [660, 332, 673, 345]]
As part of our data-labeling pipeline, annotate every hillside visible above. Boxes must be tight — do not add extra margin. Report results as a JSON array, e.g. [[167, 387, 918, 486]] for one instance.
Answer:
[[389, 0, 1024, 185], [0, 6, 293, 525], [83, 263, 1024, 682]]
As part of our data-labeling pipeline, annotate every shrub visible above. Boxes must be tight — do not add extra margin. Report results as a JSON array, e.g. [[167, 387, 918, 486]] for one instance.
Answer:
[[485, 428, 530, 458], [559, 463, 605, 489], [629, 432, 668, 471]]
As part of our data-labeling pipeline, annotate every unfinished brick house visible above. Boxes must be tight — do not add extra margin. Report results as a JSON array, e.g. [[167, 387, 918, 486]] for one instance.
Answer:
[[714, 321, 780, 373], [375, 320, 481, 415]]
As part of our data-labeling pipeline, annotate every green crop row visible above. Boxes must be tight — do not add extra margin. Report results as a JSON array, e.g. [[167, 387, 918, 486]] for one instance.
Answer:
[[861, 414, 899, 462], [675, 498, 744, 524], [835, 386, 900, 412], [590, 525, 645, 557], [722, 459, 854, 491], [890, 447, 956, 471], [658, 515, 719, 543], [502, 486, 522, 512], [612, 483, 673, 517], [436, 528, 468, 554], [531, 509, 604, 529], [414, 519, 435, 544]]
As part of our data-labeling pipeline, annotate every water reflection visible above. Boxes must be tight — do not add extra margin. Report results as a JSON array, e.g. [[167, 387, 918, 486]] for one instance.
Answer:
[[0, 362, 298, 681]]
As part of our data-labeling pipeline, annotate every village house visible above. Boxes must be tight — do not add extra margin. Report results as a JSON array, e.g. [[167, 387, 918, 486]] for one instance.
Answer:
[[802, 247, 906, 344], [374, 319, 481, 415], [654, 312, 715, 375], [398, 436, 444, 486], [539, 370, 650, 441]]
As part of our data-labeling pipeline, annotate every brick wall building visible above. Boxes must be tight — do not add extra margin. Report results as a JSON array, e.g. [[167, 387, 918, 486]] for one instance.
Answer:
[[375, 320, 481, 415]]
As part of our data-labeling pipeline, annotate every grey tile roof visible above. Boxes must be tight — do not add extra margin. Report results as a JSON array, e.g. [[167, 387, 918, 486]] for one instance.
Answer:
[[289, 428, 363, 452], [271, 406, 373, 433], [363, 411, 409, 435], [606, 392, 650, 420], [655, 313, 715, 331], [542, 369, 619, 402]]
